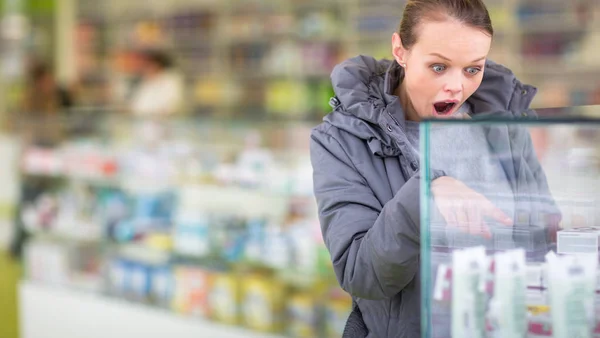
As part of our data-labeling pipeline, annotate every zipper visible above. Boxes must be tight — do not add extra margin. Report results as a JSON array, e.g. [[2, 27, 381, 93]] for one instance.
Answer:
[[386, 110, 401, 128], [386, 110, 420, 173]]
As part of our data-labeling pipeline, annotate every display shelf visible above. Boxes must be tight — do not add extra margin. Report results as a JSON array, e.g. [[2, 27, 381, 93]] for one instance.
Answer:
[[520, 59, 600, 74], [69, 0, 600, 113], [19, 280, 286, 338], [519, 23, 592, 34], [25, 229, 102, 245], [16, 116, 349, 338]]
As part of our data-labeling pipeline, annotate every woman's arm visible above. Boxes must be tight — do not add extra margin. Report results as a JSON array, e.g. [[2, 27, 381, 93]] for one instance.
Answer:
[[310, 126, 424, 300]]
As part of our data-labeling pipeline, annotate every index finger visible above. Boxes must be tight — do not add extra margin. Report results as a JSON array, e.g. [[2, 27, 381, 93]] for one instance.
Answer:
[[482, 200, 513, 226]]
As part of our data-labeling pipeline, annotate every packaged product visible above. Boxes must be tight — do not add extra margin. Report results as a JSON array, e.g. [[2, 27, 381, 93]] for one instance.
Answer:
[[106, 258, 129, 296], [527, 262, 545, 289], [527, 307, 552, 338], [207, 271, 239, 325], [172, 210, 211, 257], [557, 227, 600, 255], [171, 266, 209, 317], [488, 249, 527, 338], [128, 261, 152, 301], [545, 251, 597, 338], [286, 292, 318, 338], [149, 265, 172, 307], [323, 288, 352, 338], [240, 274, 285, 333], [262, 224, 291, 270], [432, 263, 452, 303], [243, 217, 267, 263], [451, 246, 487, 338]]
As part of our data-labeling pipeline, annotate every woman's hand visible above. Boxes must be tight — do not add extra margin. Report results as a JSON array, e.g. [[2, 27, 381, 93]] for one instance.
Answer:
[[431, 176, 513, 238]]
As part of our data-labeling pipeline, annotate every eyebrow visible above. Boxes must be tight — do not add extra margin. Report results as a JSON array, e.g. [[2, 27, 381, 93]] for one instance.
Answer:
[[429, 53, 486, 63]]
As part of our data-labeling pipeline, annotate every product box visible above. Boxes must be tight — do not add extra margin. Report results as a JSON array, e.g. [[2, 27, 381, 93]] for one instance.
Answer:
[[24, 241, 71, 286], [171, 266, 209, 317], [433, 264, 452, 303], [240, 274, 285, 333], [107, 258, 129, 296], [527, 313, 553, 338], [526, 289, 548, 308], [128, 262, 152, 301], [557, 227, 600, 255], [207, 272, 239, 325], [173, 210, 211, 258], [492, 226, 550, 257], [526, 263, 545, 289], [286, 292, 318, 338], [323, 289, 353, 338], [150, 266, 173, 307]]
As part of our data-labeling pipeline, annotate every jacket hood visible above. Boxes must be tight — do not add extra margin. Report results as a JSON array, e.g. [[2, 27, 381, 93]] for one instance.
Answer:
[[323, 55, 538, 156]]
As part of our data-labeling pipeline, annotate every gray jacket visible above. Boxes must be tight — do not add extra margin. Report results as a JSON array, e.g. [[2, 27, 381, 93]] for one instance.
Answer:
[[310, 56, 560, 338]]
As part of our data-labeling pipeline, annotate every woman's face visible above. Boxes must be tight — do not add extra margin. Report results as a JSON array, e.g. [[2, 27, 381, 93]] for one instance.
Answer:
[[392, 18, 492, 120]]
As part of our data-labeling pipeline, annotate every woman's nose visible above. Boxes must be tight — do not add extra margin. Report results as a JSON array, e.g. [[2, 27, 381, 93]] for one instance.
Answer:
[[444, 75, 463, 95]]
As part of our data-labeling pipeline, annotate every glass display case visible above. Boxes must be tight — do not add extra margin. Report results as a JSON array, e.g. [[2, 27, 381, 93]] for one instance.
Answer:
[[420, 105, 600, 338]]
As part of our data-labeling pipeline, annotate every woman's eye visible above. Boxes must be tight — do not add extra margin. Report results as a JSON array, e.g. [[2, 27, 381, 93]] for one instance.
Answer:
[[466, 67, 481, 75], [432, 65, 446, 73]]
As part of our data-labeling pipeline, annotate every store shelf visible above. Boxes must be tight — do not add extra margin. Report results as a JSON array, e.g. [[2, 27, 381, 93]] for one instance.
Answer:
[[26, 229, 102, 245], [519, 19, 590, 33], [19, 280, 285, 338], [519, 59, 600, 75]]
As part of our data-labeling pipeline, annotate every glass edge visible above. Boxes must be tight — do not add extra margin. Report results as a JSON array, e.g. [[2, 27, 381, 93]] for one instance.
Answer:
[[419, 121, 431, 338], [420, 116, 600, 125]]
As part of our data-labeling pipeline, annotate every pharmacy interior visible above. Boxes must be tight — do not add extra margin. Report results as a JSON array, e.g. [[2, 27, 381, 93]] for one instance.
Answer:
[[0, 0, 599, 338]]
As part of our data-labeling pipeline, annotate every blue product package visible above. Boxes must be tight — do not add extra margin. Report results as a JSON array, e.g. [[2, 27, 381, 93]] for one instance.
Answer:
[[102, 191, 131, 238], [108, 259, 129, 295], [151, 266, 173, 304], [129, 262, 151, 299], [190, 222, 210, 257], [245, 218, 267, 262], [135, 195, 159, 221], [114, 219, 136, 242], [134, 191, 177, 228], [222, 217, 248, 263]]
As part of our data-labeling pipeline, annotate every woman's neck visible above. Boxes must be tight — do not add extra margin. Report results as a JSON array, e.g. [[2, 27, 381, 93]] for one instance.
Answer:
[[396, 80, 420, 122]]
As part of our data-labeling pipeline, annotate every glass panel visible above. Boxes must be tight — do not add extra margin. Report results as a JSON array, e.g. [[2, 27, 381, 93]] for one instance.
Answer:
[[421, 105, 600, 338]]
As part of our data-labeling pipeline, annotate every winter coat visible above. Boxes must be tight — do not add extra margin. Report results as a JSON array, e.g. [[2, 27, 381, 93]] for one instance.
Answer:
[[310, 56, 560, 338]]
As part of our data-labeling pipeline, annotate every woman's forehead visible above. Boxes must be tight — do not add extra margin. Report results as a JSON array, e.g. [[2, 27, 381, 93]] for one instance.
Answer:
[[412, 19, 492, 61]]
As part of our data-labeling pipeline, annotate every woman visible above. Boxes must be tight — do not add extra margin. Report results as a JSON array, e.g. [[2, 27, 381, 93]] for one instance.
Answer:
[[129, 49, 184, 117], [310, 0, 560, 337]]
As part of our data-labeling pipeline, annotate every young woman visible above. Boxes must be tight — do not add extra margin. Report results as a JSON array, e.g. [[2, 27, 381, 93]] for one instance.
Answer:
[[310, 0, 560, 336]]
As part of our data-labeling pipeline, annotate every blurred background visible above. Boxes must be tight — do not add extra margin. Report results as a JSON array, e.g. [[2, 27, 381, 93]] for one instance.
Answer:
[[0, 0, 598, 338]]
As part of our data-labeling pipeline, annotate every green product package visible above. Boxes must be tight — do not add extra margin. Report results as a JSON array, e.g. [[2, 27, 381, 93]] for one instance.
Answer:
[[489, 249, 527, 338], [451, 246, 487, 338], [545, 251, 597, 338]]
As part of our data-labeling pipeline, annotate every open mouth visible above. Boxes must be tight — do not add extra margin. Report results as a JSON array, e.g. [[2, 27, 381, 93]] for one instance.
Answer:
[[433, 101, 457, 116]]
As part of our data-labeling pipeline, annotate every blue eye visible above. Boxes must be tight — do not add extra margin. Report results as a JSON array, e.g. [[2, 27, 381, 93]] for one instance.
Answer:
[[432, 65, 446, 73], [466, 67, 481, 75]]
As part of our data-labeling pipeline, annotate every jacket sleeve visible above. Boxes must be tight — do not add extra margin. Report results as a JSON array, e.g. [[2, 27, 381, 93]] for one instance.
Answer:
[[310, 127, 426, 300], [519, 126, 563, 231]]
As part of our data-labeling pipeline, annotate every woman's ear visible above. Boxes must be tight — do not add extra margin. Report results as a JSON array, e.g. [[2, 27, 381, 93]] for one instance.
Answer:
[[392, 33, 408, 68]]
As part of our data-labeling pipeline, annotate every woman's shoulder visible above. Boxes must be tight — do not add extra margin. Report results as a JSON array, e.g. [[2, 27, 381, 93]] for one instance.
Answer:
[[331, 55, 392, 86], [311, 119, 356, 148], [471, 60, 537, 115]]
